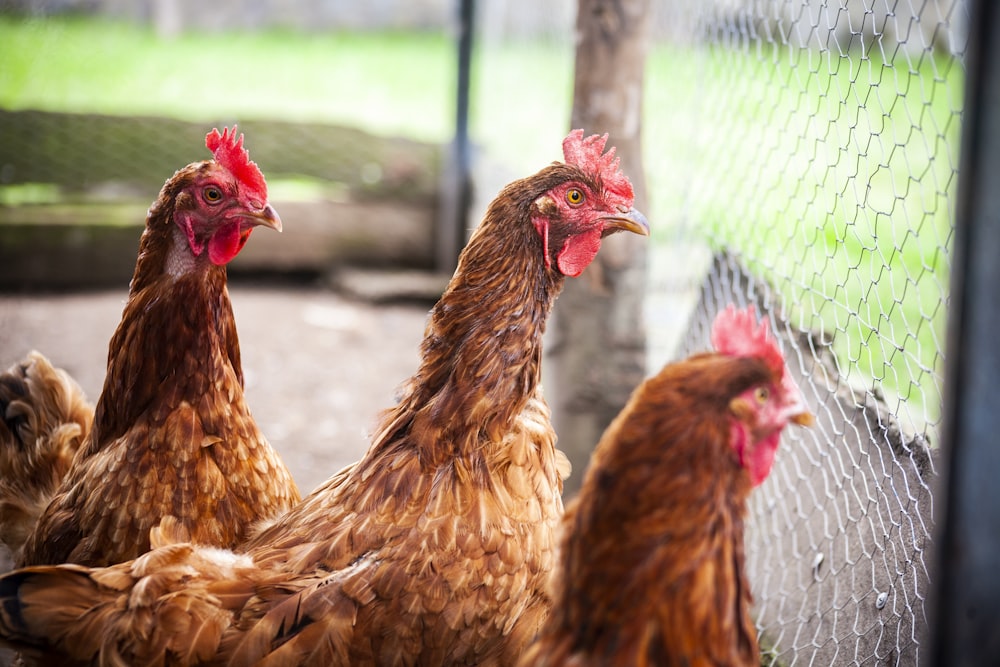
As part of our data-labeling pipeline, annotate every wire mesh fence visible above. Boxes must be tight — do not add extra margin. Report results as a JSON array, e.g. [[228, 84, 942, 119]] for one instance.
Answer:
[[647, 0, 967, 664]]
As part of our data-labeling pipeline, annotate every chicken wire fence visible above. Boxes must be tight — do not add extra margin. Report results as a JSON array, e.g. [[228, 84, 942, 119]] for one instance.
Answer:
[[0, 112, 439, 204], [645, 0, 966, 664]]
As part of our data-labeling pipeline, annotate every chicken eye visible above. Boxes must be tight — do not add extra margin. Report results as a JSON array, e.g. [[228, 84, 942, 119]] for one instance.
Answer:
[[565, 188, 585, 206], [203, 186, 223, 204], [754, 387, 770, 404]]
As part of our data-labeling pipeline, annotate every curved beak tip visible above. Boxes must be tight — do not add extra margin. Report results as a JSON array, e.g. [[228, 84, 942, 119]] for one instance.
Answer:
[[604, 208, 651, 237], [791, 411, 815, 427], [253, 204, 282, 233]]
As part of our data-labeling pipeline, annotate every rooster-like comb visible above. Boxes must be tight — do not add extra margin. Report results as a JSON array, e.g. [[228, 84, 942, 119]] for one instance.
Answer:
[[205, 125, 268, 201], [562, 129, 634, 202], [710, 304, 785, 375]]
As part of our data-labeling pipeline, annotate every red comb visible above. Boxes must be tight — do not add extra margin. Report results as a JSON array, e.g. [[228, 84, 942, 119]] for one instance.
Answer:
[[562, 129, 634, 203], [205, 126, 267, 202], [710, 304, 785, 375]]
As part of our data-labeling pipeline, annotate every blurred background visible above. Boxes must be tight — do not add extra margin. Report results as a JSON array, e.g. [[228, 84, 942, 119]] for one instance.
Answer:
[[0, 0, 983, 664]]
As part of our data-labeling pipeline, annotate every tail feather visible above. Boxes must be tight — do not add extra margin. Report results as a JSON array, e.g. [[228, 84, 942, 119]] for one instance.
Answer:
[[0, 543, 256, 665], [0, 565, 106, 655], [0, 364, 31, 446], [0, 352, 94, 565], [0, 351, 93, 466], [225, 581, 357, 667]]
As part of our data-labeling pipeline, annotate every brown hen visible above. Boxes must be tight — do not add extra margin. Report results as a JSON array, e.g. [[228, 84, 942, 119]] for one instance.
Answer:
[[0, 129, 648, 667], [19, 127, 300, 568], [0, 352, 93, 567], [518, 304, 814, 667]]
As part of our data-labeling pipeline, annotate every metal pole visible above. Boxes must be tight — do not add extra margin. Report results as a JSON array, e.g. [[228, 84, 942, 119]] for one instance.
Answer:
[[435, 0, 475, 273], [929, 0, 1000, 663], [455, 0, 474, 176]]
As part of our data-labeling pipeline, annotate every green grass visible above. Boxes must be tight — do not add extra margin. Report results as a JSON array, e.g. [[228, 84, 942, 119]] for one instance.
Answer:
[[468, 37, 576, 170], [0, 16, 456, 141], [0, 16, 960, 430], [0, 15, 574, 175], [0, 15, 573, 179]]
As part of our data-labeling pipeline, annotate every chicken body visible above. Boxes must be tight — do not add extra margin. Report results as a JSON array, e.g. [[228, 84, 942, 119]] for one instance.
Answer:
[[19, 128, 300, 568], [0, 352, 93, 567], [0, 130, 648, 666], [518, 306, 813, 667]]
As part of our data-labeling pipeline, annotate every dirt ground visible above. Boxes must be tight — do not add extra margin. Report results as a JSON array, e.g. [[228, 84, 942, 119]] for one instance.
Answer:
[[0, 281, 432, 495]]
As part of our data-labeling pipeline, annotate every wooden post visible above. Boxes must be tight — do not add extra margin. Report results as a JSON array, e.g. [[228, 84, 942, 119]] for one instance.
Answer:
[[548, 0, 651, 497]]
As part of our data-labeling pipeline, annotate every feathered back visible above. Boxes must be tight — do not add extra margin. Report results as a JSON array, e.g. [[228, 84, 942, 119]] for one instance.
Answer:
[[0, 353, 91, 477], [0, 353, 93, 566]]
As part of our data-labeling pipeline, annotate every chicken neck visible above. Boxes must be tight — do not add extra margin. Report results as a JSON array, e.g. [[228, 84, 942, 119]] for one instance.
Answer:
[[86, 200, 244, 456]]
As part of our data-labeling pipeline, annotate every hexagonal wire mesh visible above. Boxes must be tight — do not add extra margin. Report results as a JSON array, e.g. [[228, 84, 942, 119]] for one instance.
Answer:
[[646, 0, 966, 664]]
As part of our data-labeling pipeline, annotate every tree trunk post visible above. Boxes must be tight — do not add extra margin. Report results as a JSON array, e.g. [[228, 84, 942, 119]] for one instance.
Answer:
[[548, 0, 651, 497]]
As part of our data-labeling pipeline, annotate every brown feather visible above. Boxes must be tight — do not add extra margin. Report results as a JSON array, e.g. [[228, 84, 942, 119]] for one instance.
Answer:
[[0, 352, 93, 566], [0, 141, 649, 667]]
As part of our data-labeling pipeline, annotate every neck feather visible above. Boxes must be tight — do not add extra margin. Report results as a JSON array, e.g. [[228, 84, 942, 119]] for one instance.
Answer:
[[89, 203, 239, 453], [376, 192, 563, 460]]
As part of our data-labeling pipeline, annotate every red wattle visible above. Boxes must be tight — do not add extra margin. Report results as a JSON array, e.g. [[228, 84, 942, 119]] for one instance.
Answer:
[[748, 432, 781, 487], [208, 222, 247, 266], [556, 228, 602, 277]]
